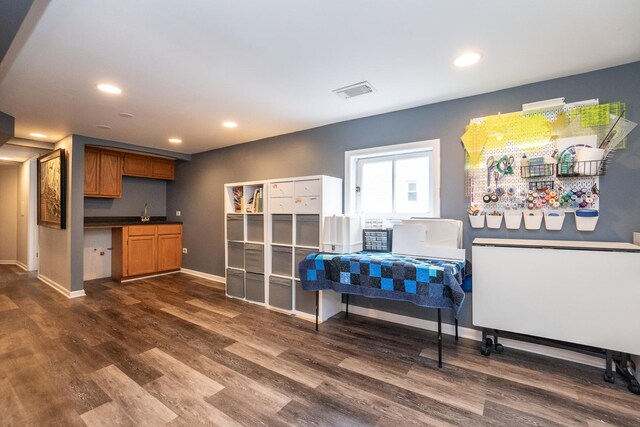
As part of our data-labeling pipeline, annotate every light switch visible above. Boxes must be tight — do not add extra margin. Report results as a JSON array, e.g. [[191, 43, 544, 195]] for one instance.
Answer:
[[176, 210, 181, 217]]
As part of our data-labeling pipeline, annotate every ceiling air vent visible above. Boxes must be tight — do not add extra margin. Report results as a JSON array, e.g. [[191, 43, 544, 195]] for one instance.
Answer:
[[333, 81, 376, 99]]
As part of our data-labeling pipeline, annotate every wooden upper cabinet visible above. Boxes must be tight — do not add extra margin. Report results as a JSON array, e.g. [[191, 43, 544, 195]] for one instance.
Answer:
[[122, 153, 151, 177], [84, 147, 122, 198], [151, 158, 175, 180], [99, 150, 122, 198], [123, 153, 175, 180], [84, 147, 100, 196]]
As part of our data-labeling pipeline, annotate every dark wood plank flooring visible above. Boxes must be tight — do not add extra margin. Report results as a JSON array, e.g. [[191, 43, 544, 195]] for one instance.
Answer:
[[0, 264, 638, 426]]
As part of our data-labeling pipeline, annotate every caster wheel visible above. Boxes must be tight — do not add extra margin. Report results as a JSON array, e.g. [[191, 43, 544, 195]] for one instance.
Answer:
[[629, 383, 640, 395], [485, 338, 493, 347], [481, 348, 491, 357], [603, 372, 615, 384], [494, 343, 504, 353]]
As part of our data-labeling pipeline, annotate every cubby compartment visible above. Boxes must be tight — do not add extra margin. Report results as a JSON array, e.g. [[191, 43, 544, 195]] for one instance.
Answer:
[[295, 280, 315, 314], [245, 272, 265, 303], [246, 214, 264, 242], [226, 214, 244, 241], [294, 247, 316, 279], [226, 268, 245, 298], [272, 214, 293, 245], [296, 214, 320, 247], [272, 245, 292, 276], [244, 243, 264, 273], [269, 276, 292, 310], [227, 241, 244, 269]]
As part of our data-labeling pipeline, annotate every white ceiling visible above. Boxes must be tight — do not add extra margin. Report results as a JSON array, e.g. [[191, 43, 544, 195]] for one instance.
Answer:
[[0, 139, 50, 163], [1, 0, 640, 154]]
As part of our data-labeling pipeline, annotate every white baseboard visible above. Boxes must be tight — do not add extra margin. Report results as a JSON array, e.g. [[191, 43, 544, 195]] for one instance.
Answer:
[[345, 304, 605, 369], [120, 271, 180, 283], [0, 260, 18, 265], [37, 274, 86, 299], [180, 268, 225, 284], [15, 261, 28, 271]]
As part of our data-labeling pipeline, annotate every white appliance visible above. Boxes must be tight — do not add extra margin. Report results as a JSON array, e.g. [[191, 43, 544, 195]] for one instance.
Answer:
[[322, 215, 362, 253], [392, 219, 465, 262]]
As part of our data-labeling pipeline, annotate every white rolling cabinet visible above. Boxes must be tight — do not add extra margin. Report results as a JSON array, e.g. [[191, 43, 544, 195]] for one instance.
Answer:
[[267, 175, 343, 322], [224, 181, 267, 304], [473, 238, 640, 355]]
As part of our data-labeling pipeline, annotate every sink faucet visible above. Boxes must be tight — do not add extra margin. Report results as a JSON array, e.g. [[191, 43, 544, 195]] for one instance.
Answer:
[[141, 203, 150, 222]]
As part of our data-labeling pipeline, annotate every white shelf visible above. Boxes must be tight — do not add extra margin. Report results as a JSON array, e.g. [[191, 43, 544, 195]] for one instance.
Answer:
[[225, 175, 343, 322]]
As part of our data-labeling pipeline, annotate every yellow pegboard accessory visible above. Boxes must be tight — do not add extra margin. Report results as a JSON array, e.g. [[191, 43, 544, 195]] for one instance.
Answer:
[[461, 122, 487, 166], [550, 112, 567, 138]]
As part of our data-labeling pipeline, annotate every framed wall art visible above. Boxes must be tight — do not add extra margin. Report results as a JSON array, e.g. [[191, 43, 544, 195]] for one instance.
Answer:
[[37, 148, 67, 229]]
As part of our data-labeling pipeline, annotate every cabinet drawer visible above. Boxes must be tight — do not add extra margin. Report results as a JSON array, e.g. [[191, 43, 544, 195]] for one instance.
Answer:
[[272, 245, 292, 276], [246, 273, 265, 303], [270, 181, 293, 198], [157, 224, 182, 235], [294, 179, 321, 197], [270, 197, 294, 214], [244, 243, 264, 274], [127, 225, 156, 236], [226, 268, 245, 298], [295, 280, 315, 314], [269, 276, 292, 310], [294, 196, 321, 213]]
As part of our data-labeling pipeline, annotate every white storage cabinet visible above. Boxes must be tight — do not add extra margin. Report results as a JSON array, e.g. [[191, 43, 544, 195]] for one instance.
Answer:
[[268, 175, 343, 322]]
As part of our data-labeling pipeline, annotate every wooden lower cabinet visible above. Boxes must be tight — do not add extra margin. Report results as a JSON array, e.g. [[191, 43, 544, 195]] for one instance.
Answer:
[[158, 234, 182, 271], [112, 224, 182, 281]]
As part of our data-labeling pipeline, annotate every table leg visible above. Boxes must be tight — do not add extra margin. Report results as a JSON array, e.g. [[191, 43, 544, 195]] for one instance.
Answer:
[[438, 308, 442, 368], [345, 294, 349, 319], [455, 318, 459, 342]]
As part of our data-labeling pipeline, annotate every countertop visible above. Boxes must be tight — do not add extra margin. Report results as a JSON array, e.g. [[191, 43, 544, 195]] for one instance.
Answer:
[[84, 216, 183, 229]]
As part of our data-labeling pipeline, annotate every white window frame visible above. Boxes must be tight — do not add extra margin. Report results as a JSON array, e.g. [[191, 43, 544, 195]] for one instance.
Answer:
[[344, 139, 441, 219]]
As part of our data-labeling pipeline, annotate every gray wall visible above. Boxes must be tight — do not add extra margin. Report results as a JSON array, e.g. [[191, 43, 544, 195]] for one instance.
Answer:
[[0, 0, 34, 65], [0, 164, 18, 261], [0, 110, 14, 144], [167, 62, 640, 328], [38, 136, 74, 289], [84, 176, 167, 217]]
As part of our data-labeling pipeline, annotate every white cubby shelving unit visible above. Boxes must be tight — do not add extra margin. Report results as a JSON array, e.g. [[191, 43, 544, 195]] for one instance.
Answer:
[[224, 181, 268, 305], [224, 175, 343, 324]]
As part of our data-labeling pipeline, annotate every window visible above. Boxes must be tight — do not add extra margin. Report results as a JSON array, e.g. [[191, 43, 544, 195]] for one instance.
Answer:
[[345, 139, 440, 219]]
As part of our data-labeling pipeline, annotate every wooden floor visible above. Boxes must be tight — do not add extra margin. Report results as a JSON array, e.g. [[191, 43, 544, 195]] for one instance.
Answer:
[[0, 265, 638, 426]]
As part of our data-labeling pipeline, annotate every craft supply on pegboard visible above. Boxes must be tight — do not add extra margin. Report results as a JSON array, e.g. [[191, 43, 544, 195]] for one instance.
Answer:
[[462, 99, 622, 215]]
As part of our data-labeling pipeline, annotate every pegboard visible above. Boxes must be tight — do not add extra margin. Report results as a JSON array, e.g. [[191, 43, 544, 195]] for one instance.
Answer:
[[466, 102, 601, 213]]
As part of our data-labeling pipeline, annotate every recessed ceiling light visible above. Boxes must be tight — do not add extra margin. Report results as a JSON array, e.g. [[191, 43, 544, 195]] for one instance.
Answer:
[[454, 52, 482, 67], [97, 83, 122, 95], [0, 157, 13, 161], [168, 138, 182, 144], [222, 121, 238, 128], [97, 124, 111, 130], [119, 112, 135, 118], [29, 132, 47, 138]]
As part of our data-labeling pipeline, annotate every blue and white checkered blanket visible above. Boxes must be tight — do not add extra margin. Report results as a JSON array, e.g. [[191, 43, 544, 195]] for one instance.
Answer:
[[299, 252, 466, 316]]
